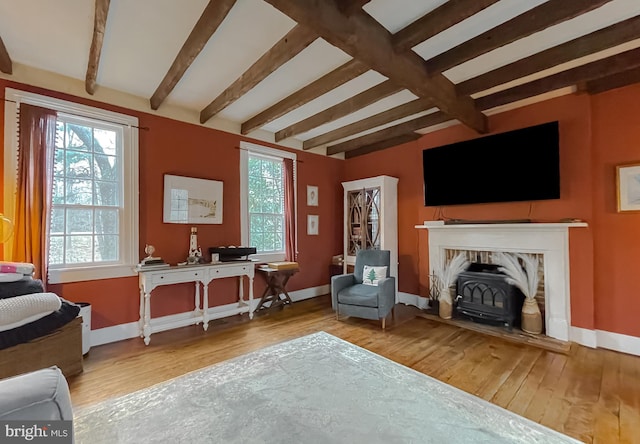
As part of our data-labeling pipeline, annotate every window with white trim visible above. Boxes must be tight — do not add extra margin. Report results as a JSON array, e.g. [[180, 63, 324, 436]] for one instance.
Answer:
[[240, 141, 296, 263], [4, 88, 139, 283]]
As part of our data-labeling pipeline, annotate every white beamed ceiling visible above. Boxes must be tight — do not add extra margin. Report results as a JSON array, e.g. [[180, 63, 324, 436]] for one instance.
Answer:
[[1, 0, 640, 154]]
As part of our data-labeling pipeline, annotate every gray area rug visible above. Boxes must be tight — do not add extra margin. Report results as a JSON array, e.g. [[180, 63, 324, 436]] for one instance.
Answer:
[[74, 332, 581, 443]]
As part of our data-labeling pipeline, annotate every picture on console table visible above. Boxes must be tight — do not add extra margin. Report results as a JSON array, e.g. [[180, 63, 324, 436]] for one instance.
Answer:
[[616, 163, 640, 212], [163, 174, 223, 224]]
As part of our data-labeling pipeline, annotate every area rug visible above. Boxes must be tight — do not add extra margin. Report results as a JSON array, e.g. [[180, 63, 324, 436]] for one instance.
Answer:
[[74, 332, 581, 443]]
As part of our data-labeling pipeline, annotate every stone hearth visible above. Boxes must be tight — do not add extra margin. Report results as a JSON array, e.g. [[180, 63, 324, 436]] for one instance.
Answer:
[[416, 221, 588, 342]]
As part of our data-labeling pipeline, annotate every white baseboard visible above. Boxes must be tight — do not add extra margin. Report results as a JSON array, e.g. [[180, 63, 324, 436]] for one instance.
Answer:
[[397, 292, 429, 310], [89, 284, 330, 347], [594, 329, 640, 356], [90, 286, 640, 357], [570, 327, 598, 348], [400, 294, 640, 357]]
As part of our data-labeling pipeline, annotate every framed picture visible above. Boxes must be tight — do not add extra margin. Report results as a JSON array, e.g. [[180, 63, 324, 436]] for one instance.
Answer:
[[616, 163, 640, 212], [163, 174, 223, 224], [307, 215, 319, 235], [307, 185, 318, 206]]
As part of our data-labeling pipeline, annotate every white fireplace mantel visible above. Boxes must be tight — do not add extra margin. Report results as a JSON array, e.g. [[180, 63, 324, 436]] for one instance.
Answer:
[[416, 221, 588, 342]]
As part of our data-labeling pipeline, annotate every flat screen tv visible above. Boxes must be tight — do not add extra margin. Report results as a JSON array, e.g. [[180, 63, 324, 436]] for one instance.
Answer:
[[422, 121, 560, 206]]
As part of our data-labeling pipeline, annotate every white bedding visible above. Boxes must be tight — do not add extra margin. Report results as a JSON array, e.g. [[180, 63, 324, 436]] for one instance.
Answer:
[[0, 292, 61, 332]]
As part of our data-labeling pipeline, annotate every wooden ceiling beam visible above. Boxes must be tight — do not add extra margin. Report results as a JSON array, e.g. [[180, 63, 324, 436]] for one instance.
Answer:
[[275, 79, 402, 141], [344, 133, 421, 159], [338, 0, 371, 15], [241, 59, 368, 135], [263, 0, 487, 133], [326, 47, 640, 158], [303, 98, 431, 149], [0, 36, 12, 74], [85, 0, 111, 95], [326, 111, 448, 155], [392, 0, 500, 53], [243, 0, 495, 136], [309, 15, 640, 150], [426, 0, 613, 74], [476, 47, 640, 111], [200, 25, 316, 124], [581, 66, 640, 95], [458, 15, 640, 96], [150, 0, 236, 110]]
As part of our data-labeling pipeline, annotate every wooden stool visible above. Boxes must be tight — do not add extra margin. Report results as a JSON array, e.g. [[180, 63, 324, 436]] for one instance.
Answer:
[[256, 266, 299, 310]]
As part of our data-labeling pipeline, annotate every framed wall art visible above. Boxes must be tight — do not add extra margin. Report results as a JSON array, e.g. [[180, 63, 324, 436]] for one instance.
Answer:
[[163, 174, 223, 224], [307, 215, 319, 235], [307, 185, 318, 206], [616, 163, 640, 212]]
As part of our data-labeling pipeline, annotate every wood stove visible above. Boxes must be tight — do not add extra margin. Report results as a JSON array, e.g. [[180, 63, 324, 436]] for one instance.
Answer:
[[455, 263, 525, 331]]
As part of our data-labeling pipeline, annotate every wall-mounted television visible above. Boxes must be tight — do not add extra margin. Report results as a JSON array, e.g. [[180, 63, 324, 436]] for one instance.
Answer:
[[422, 121, 560, 206]]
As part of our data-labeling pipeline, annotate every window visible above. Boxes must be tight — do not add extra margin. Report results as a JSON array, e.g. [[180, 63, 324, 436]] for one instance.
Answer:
[[240, 141, 296, 262], [4, 88, 139, 283], [49, 116, 122, 266]]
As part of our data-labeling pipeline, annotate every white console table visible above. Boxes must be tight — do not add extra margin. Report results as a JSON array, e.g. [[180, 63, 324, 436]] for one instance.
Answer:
[[136, 262, 255, 345]]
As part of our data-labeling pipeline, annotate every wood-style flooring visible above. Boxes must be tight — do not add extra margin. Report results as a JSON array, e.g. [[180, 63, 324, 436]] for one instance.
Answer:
[[68, 295, 640, 443]]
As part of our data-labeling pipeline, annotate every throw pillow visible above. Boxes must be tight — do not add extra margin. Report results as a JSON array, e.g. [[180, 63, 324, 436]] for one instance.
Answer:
[[362, 265, 387, 286]]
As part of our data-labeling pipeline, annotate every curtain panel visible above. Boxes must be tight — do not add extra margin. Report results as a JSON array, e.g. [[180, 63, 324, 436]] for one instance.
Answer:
[[12, 104, 57, 281], [283, 158, 297, 262]]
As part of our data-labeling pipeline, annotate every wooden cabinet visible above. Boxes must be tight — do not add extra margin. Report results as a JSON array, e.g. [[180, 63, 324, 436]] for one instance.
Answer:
[[342, 176, 398, 290]]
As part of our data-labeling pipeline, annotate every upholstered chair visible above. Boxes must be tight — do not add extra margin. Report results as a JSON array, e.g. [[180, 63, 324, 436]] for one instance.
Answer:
[[331, 249, 396, 329]]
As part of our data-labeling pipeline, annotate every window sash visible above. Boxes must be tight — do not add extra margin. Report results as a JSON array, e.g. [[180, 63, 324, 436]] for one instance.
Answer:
[[248, 154, 285, 254]]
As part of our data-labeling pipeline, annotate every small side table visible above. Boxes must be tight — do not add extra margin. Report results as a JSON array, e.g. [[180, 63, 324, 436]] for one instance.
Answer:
[[256, 266, 299, 310]]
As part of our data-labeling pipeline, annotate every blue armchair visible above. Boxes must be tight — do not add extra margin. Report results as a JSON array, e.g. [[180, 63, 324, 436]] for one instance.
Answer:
[[331, 250, 396, 329]]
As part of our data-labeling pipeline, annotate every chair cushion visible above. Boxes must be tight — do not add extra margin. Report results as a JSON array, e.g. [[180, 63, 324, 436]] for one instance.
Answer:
[[362, 265, 387, 286], [337, 284, 379, 307]]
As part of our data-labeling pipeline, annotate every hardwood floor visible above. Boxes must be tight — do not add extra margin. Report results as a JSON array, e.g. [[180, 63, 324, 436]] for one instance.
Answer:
[[69, 295, 640, 443]]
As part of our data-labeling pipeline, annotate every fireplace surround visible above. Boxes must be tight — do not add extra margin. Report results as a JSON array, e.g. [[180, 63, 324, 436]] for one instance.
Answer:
[[416, 221, 588, 342]]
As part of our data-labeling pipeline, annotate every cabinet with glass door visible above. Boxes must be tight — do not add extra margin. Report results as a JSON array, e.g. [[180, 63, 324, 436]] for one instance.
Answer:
[[342, 176, 398, 291]]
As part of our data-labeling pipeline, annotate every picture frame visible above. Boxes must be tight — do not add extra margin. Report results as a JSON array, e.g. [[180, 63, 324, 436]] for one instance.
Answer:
[[307, 185, 318, 206], [163, 174, 223, 224], [616, 163, 640, 212], [307, 215, 319, 235]]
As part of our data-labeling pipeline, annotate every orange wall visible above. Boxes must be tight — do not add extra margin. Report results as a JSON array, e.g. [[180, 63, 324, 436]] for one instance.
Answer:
[[0, 79, 345, 329], [4, 76, 639, 339], [590, 84, 640, 337], [345, 89, 640, 338]]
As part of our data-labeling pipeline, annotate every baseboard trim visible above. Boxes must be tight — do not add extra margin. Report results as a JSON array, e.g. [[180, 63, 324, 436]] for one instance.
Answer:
[[90, 287, 640, 356], [400, 295, 640, 356], [594, 329, 640, 356], [90, 284, 330, 347], [570, 327, 597, 349], [397, 292, 429, 310]]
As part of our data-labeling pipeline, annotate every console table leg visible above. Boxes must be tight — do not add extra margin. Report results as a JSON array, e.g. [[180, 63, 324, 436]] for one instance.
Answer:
[[194, 282, 201, 324], [238, 277, 247, 307], [248, 276, 254, 319], [202, 283, 210, 331], [143, 291, 152, 345], [138, 288, 145, 337]]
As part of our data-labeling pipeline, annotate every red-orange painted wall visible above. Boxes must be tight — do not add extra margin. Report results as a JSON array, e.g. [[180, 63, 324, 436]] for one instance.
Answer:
[[590, 84, 640, 337], [0, 79, 345, 329], [3, 76, 640, 339], [345, 89, 640, 338]]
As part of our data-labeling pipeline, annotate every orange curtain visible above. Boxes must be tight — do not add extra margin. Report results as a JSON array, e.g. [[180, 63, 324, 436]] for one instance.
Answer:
[[12, 104, 57, 281], [283, 158, 297, 262]]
